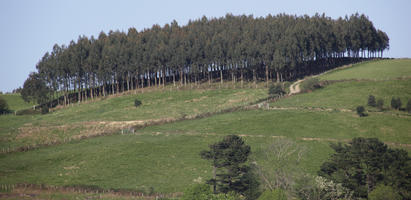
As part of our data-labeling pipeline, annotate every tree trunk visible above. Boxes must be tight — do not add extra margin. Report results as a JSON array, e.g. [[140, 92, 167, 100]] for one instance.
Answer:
[[253, 69, 257, 88], [265, 64, 269, 87], [220, 67, 223, 86]]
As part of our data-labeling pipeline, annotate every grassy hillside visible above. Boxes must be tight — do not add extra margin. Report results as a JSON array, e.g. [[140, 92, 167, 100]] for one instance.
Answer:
[[0, 94, 35, 112], [0, 86, 267, 151], [320, 59, 411, 80], [0, 59, 410, 197], [271, 79, 411, 110]]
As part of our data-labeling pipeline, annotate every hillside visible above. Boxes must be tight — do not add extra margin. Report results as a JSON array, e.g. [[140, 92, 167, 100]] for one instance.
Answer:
[[0, 59, 410, 199]]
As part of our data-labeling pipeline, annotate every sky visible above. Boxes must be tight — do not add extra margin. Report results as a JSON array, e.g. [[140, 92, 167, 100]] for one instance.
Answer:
[[1, 0, 410, 93]]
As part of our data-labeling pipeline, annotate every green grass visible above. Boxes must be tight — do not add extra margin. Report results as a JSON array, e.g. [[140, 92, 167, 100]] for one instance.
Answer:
[[0, 94, 35, 112], [0, 87, 267, 150], [1, 59, 410, 196], [138, 109, 411, 145], [320, 59, 411, 80], [0, 133, 332, 194], [271, 79, 411, 110]]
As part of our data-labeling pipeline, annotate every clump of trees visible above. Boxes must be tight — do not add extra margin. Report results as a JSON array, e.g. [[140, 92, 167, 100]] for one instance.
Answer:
[[22, 13, 388, 107], [319, 137, 411, 199]]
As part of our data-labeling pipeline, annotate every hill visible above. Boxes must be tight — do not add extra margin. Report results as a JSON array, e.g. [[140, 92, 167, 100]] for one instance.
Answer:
[[0, 59, 410, 198]]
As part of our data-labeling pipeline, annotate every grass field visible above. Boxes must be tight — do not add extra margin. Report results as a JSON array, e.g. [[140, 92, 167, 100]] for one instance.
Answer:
[[0, 59, 410, 198], [0, 133, 331, 194], [0, 87, 267, 151], [0, 94, 35, 112], [320, 59, 411, 80], [271, 79, 411, 110]]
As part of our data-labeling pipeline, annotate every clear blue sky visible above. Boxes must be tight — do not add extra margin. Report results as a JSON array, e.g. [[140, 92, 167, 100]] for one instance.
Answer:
[[1, 0, 410, 93]]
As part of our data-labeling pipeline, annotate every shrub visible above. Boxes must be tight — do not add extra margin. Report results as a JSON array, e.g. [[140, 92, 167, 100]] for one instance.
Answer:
[[301, 78, 322, 92], [41, 105, 49, 114], [180, 184, 243, 200], [257, 189, 288, 200], [391, 97, 402, 110], [376, 99, 384, 110], [367, 95, 376, 107], [0, 96, 10, 115], [134, 99, 142, 107], [406, 99, 411, 113], [368, 184, 401, 200], [269, 84, 285, 97], [356, 106, 367, 117]]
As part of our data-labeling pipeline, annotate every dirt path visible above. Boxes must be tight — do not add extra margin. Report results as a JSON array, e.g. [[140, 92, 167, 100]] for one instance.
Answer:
[[289, 79, 304, 95]]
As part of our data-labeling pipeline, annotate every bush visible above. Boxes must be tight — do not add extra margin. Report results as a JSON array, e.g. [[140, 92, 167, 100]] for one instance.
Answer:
[[0, 96, 10, 115], [367, 95, 376, 107], [406, 99, 411, 113], [41, 105, 49, 114], [391, 97, 402, 110], [180, 184, 243, 200], [356, 106, 367, 117], [368, 184, 401, 200], [134, 99, 142, 107], [301, 78, 322, 92], [257, 189, 288, 200], [376, 99, 384, 110], [268, 84, 285, 97]]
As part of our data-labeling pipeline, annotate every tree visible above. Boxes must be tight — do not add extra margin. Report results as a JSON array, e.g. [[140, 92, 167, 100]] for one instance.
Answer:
[[356, 106, 367, 117], [0, 96, 10, 114], [368, 184, 402, 200], [200, 135, 255, 196], [319, 137, 411, 199], [21, 72, 52, 105], [406, 99, 411, 113], [368, 95, 376, 107], [391, 97, 402, 110]]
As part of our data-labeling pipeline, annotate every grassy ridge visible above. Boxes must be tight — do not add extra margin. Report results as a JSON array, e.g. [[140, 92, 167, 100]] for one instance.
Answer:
[[0, 134, 331, 193], [0, 59, 410, 196], [0, 94, 35, 112], [271, 79, 411, 110], [320, 59, 411, 80], [0, 87, 267, 150]]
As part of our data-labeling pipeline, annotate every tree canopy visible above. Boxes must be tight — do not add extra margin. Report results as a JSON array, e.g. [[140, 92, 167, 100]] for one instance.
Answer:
[[23, 13, 389, 106], [319, 137, 411, 199]]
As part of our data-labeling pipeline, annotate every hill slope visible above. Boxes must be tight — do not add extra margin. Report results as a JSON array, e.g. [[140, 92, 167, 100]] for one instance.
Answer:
[[0, 59, 410, 197]]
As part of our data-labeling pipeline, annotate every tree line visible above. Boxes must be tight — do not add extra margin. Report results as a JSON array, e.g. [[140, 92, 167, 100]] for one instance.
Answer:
[[22, 13, 389, 106]]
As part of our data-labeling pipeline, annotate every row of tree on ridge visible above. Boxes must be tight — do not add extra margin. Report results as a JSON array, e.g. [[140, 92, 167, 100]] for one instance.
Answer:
[[22, 13, 389, 106]]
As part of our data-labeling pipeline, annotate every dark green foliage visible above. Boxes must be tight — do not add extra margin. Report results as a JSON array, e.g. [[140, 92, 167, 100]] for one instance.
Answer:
[[0, 96, 10, 115], [319, 137, 411, 199], [356, 106, 367, 117], [391, 97, 402, 110], [21, 72, 51, 105], [257, 189, 287, 200], [368, 95, 376, 107], [268, 84, 285, 97], [368, 184, 402, 200], [200, 135, 256, 197], [181, 184, 244, 200], [406, 99, 411, 113], [21, 13, 389, 108], [41, 105, 49, 114], [301, 78, 322, 92], [134, 99, 142, 107], [376, 98, 384, 110]]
